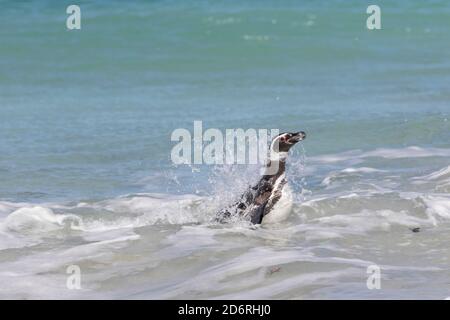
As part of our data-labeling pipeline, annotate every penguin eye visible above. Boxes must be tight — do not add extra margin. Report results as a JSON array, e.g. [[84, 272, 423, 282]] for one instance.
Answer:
[[280, 136, 286, 142]]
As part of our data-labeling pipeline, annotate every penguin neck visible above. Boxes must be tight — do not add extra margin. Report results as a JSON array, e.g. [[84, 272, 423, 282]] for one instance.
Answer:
[[270, 151, 288, 162], [263, 152, 287, 179]]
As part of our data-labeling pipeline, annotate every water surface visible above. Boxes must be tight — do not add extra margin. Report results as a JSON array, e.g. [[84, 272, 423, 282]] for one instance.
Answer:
[[0, 0, 449, 299]]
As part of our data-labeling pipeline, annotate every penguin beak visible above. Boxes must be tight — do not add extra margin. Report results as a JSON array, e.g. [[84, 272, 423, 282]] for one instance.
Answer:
[[288, 131, 306, 143]]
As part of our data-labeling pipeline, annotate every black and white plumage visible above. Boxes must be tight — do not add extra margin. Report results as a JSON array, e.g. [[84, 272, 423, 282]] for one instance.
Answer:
[[216, 131, 306, 224]]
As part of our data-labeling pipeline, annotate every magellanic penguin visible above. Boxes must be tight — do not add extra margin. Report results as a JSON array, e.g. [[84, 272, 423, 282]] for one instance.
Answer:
[[216, 131, 306, 224]]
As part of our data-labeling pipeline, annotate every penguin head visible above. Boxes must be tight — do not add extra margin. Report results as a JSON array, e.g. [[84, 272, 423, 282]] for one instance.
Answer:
[[270, 131, 306, 153]]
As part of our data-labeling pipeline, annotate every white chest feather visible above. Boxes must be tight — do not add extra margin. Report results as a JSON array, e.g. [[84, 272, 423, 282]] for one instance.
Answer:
[[261, 177, 293, 224]]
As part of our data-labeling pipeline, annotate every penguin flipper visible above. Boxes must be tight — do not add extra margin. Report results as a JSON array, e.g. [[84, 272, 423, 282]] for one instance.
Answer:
[[248, 201, 268, 224]]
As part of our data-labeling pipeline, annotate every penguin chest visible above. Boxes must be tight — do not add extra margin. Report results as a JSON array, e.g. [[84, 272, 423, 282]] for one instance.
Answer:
[[261, 180, 293, 224]]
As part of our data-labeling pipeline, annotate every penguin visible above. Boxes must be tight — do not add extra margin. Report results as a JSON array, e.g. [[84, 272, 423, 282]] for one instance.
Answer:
[[216, 131, 306, 224]]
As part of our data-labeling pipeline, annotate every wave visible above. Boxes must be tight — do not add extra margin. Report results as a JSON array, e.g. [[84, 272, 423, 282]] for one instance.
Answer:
[[0, 193, 211, 241], [413, 166, 450, 181], [0, 206, 81, 250], [310, 146, 450, 164], [0, 189, 449, 250], [421, 195, 450, 225], [321, 167, 385, 187], [0, 146, 449, 253], [296, 190, 450, 233], [1, 172, 450, 298], [4, 207, 81, 234], [411, 165, 450, 192]]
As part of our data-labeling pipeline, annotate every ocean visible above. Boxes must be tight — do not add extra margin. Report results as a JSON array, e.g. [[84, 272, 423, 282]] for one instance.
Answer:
[[0, 0, 449, 299]]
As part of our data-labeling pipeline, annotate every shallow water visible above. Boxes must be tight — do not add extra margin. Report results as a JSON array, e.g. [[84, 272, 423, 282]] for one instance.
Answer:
[[0, 0, 449, 299], [1, 147, 449, 299]]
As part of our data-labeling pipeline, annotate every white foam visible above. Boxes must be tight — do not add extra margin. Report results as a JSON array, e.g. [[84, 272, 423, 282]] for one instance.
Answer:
[[311, 146, 450, 164], [415, 166, 450, 181], [363, 146, 450, 159], [314, 209, 426, 233], [341, 167, 385, 174], [83, 193, 209, 230], [321, 167, 386, 187], [309, 150, 363, 164], [0, 206, 82, 250], [0, 193, 213, 252], [3, 206, 81, 234], [422, 196, 450, 224]]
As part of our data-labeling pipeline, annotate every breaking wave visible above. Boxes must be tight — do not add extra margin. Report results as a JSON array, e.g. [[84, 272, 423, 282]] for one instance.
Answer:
[[1, 146, 449, 299]]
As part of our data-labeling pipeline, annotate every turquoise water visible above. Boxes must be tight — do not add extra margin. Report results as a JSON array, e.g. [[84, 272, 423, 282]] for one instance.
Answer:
[[0, 0, 449, 299]]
